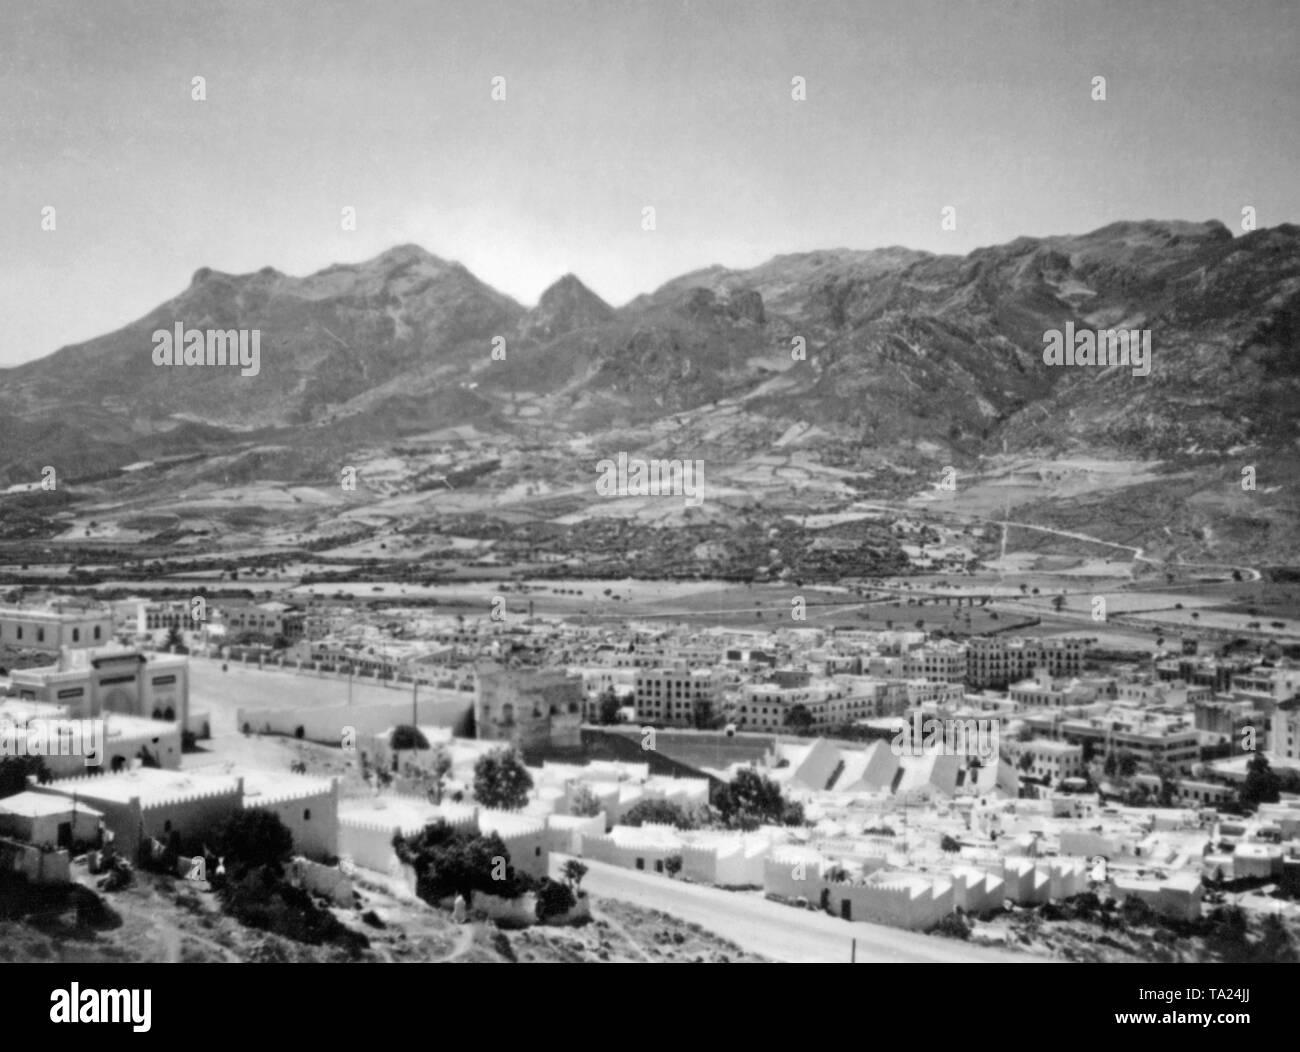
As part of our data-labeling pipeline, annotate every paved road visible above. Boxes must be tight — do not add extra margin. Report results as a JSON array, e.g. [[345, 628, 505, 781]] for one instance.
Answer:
[[552, 856, 1034, 964]]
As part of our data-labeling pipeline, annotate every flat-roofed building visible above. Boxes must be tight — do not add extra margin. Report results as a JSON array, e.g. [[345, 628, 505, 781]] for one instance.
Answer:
[[0, 791, 103, 849], [1271, 698, 1300, 762], [904, 643, 967, 684], [966, 636, 1086, 690], [0, 599, 114, 653], [1013, 739, 1085, 785], [1057, 708, 1201, 772], [242, 771, 340, 861], [634, 666, 721, 727], [9, 646, 189, 731], [1009, 671, 1098, 710], [30, 768, 243, 861]]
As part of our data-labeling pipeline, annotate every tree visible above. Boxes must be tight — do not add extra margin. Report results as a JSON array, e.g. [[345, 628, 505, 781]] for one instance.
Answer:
[[428, 746, 452, 804], [0, 755, 48, 799], [1018, 752, 1035, 773], [215, 809, 294, 876], [716, 768, 798, 831], [163, 624, 189, 654], [597, 689, 622, 725], [395, 821, 528, 902], [622, 798, 697, 829], [1051, 595, 1065, 613], [534, 877, 577, 922], [664, 854, 683, 879], [1117, 752, 1139, 779], [1121, 894, 1155, 928], [940, 834, 962, 853], [569, 784, 603, 818], [390, 724, 430, 751], [1103, 751, 1118, 778], [784, 704, 815, 734], [1257, 912, 1298, 963], [561, 859, 588, 889], [1239, 753, 1282, 811], [472, 748, 533, 810]]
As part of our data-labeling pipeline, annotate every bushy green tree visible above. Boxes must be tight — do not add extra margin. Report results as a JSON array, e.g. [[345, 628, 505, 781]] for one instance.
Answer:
[[1239, 753, 1282, 811], [716, 768, 800, 831], [534, 877, 577, 922], [473, 748, 533, 810], [0, 755, 48, 799], [215, 809, 295, 876], [598, 690, 622, 725], [568, 784, 603, 817], [561, 859, 588, 888], [390, 724, 430, 751], [621, 798, 698, 829], [395, 820, 530, 903], [784, 704, 815, 734]]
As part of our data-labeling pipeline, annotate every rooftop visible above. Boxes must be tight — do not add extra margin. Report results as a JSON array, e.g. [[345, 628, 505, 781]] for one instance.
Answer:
[[0, 790, 103, 819], [41, 768, 241, 807]]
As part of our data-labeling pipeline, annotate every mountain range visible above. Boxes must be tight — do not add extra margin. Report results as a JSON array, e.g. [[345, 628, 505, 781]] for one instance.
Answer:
[[1, 219, 1297, 568]]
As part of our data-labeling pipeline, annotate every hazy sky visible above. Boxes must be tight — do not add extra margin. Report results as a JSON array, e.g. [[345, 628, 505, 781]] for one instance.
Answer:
[[2, 0, 1297, 366]]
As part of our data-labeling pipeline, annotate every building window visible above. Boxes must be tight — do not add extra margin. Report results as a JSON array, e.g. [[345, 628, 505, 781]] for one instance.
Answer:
[[15, 627, 21, 640], [94, 626, 101, 639], [304, 809, 311, 821], [635, 858, 645, 870], [37, 628, 44, 643], [72, 628, 80, 642]]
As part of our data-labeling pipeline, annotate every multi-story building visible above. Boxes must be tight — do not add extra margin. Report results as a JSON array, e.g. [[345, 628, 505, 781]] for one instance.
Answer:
[[114, 599, 193, 635], [1270, 698, 1300, 762], [217, 600, 305, 642], [965, 636, 1086, 690], [1012, 739, 1085, 785], [1154, 656, 1254, 694], [903, 679, 965, 707], [1048, 707, 1201, 772], [633, 667, 722, 727], [1009, 670, 1099, 710], [1195, 698, 1269, 754], [1233, 664, 1300, 703], [904, 642, 967, 684], [0, 599, 114, 654], [730, 675, 904, 732]]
